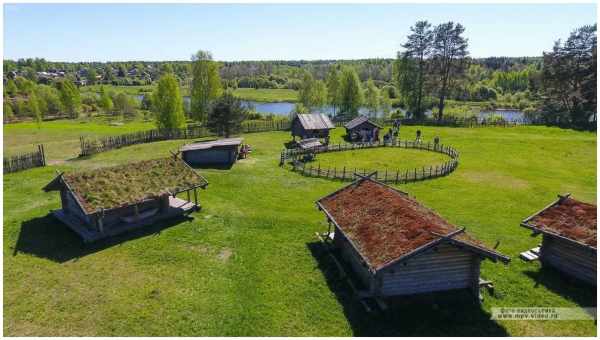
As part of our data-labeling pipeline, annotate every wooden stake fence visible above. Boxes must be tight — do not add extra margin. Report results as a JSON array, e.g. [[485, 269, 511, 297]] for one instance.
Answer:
[[4, 144, 46, 173], [282, 140, 459, 184]]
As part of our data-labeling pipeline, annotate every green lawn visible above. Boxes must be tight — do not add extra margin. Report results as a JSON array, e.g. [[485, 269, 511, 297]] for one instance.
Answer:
[[3, 119, 154, 161], [230, 88, 298, 102], [307, 147, 451, 174], [3, 123, 597, 336]]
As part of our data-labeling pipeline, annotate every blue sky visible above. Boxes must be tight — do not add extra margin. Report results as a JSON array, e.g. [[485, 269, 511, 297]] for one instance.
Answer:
[[3, 3, 597, 62]]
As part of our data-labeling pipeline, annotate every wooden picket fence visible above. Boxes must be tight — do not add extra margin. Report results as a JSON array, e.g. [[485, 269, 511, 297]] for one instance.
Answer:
[[4, 145, 46, 173], [79, 120, 291, 157], [334, 116, 528, 128], [280, 140, 459, 184]]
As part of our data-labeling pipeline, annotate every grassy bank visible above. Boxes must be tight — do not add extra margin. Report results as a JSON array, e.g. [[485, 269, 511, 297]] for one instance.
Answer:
[[80, 84, 298, 103], [230, 88, 298, 102], [3, 124, 596, 336]]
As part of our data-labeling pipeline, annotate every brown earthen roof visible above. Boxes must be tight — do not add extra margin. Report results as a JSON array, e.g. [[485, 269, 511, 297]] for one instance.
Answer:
[[523, 196, 596, 248], [317, 178, 505, 271]]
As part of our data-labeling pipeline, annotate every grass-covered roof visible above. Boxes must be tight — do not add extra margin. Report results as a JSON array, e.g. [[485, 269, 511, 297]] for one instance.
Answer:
[[61, 157, 207, 213]]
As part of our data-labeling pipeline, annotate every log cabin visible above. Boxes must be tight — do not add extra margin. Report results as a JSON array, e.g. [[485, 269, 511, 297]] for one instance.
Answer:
[[43, 156, 208, 243], [344, 115, 383, 142], [316, 176, 510, 300], [291, 113, 335, 140], [181, 138, 243, 166], [521, 194, 596, 285]]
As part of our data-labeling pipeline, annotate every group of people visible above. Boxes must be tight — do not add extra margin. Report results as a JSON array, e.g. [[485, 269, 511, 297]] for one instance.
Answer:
[[238, 144, 252, 159]]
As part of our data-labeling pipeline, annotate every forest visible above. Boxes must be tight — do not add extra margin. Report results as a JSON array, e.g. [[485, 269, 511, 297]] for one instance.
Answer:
[[2, 22, 596, 130]]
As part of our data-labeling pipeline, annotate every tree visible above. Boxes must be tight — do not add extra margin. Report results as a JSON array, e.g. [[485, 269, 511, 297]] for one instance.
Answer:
[[207, 90, 246, 137], [98, 86, 114, 114], [141, 94, 153, 111], [399, 20, 433, 118], [5, 79, 17, 97], [541, 24, 597, 129], [326, 66, 342, 116], [190, 50, 223, 123], [55, 79, 81, 118], [338, 66, 363, 116], [298, 71, 327, 111], [431, 22, 469, 120], [364, 79, 380, 117], [27, 92, 42, 125], [36, 85, 63, 115], [114, 92, 136, 117], [87, 68, 97, 85], [380, 90, 392, 117], [152, 73, 186, 131], [4, 100, 14, 120]]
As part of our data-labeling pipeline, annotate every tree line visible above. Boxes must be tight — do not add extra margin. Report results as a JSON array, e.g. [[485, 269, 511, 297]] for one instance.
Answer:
[[4, 22, 595, 130]]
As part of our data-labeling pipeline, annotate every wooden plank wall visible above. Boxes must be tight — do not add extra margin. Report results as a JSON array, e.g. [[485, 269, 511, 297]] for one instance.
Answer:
[[541, 235, 596, 285], [378, 243, 477, 296]]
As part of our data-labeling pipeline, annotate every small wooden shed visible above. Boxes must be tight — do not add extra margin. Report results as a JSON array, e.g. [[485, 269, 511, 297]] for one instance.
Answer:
[[43, 157, 208, 243], [181, 138, 243, 166], [344, 115, 383, 142], [521, 194, 596, 285], [296, 138, 323, 150], [291, 113, 335, 140], [316, 176, 510, 299]]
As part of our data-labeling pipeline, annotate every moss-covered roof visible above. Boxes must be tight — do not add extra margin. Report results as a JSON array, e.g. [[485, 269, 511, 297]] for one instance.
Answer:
[[56, 157, 207, 213]]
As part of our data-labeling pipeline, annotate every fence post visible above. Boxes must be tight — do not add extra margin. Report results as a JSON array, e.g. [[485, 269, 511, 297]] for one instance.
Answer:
[[39, 144, 46, 166]]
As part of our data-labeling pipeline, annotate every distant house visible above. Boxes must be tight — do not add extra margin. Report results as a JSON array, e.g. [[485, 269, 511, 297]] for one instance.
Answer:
[[316, 176, 510, 299], [43, 157, 208, 243], [291, 113, 335, 140], [521, 194, 596, 285], [181, 138, 243, 166], [344, 115, 383, 142]]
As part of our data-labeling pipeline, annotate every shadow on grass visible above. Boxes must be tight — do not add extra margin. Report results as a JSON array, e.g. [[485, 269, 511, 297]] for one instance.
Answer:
[[306, 241, 509, 336], [188, 162, 235, 170], [524, 267, 597, 307], [13, 213, 193, 263]]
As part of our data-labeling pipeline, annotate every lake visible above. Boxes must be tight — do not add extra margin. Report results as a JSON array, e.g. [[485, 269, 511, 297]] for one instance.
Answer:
[[134, 94, 525, 122]]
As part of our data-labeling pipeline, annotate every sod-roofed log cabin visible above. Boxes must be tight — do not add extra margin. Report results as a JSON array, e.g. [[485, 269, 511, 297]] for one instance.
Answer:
[[521, 194, 596, 285], [43, 157, 208, 243], [316, 176, 510, 300], [291, 113, 335, 140], [344, 115, 383, 142], [181, 138, 243, 166]]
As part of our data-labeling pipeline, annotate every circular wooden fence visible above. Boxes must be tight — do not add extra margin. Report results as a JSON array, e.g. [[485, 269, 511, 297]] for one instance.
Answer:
[[280, 140, 460, 184]]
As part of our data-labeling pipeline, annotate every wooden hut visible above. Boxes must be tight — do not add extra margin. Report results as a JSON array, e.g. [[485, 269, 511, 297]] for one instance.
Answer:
[[296, 138, 323, 150], [521, 194, 596, 285], [344, 115, 383, 142], [316, 176, 510, 300], [43, 157, 208, 243], [291, 113, 335, 140], [181, 138, 243, 166]]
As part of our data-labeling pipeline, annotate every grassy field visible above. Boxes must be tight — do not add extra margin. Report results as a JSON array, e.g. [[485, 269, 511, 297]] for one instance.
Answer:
[[3, 122, 597, 336], [80, 84, 298, 103], [3, 119, 154, 161], [230, 88, 298, 102], [308, 147, 451, 173]]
